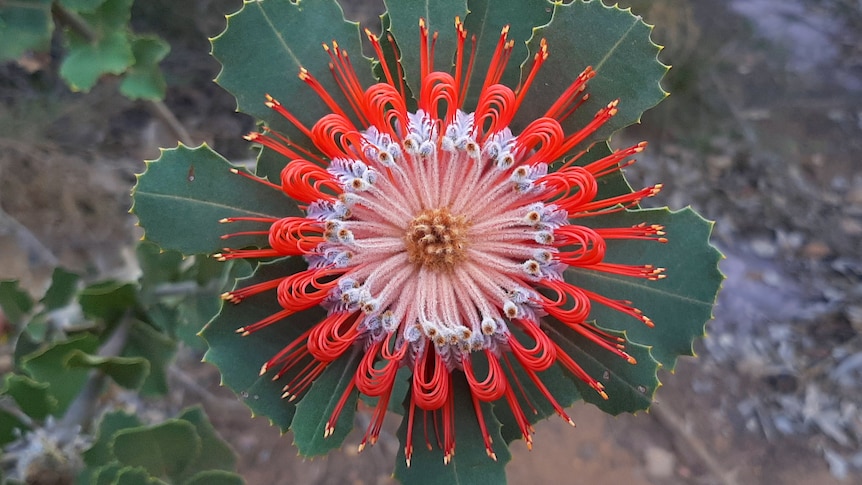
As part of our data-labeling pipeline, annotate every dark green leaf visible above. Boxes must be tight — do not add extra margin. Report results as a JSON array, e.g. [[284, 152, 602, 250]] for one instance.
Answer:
[[176, 407, 237, 477], [544, 317, 659, 414], [201, 258, 323, 431], [21, 333, 99, 413], [132, 144, 299, 255], [41, 268, 81, 310], [120, 36, 170, 100], [84, 410, 143, 469], [394, 374, 511, 484], [212, 0, 374, 152], [565, 207, 723, 368], [92, 463, 122, 485], [0, 408, 28, 446], [122, 321, 177, 396], [578, 141, 634, 199], [517, 0, 668, 143], [79, 280, 140, 325], [291, 347, 361, 456], [175, 259, 254, 351], [0, 280, 34, 326], [384, 0, 467, 98], [111, 420, 201, 481], [115, 466, 164, 485], [136, 242, 184, 297], [183, 471, 244, 485], [65, 350, 150, 390], [0, 0, 53, 62], [0, 373, 57, 420], [60, 0, 108, 12], [461, 0, 553, 110]]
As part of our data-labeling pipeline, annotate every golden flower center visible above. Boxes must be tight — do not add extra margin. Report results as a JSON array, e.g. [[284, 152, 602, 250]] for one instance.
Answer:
[[405, 208, 470, 270]]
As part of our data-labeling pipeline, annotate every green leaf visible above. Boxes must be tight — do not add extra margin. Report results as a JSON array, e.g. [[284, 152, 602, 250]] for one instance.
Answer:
[[201, 258, 323, 431], [517, 0, 668, 143], [174, 259, 254, 351], [212, 0, 374, 154], [59, 0, 136, 91], [65, 350, 150, 390], [122, 321, 177, 396], [61, 29, 134, 91], [79, 280, 140, 325], [132, 144, 299, 255], [383, 0, 467, 98], [84, 410, 144, 469], [394, 374, 511, 484], [136, 242, 184, 295], [41, 268, 81, 310], [183, 471, 244, 485], [566, 207, 723, 369], [290, 347, 361, 456], [0, 408, 28, 446], [60, 0, 108, 13], [115, 466, 165, 485], [544, 317, 659, 414], [21, 333, 99, 413], [176, 407, 237, 477], [461, 0, 553, 109], [111, 420, 201, 482], [0, 0, 53, 62], [93, 463, 123, 485], [0, 280, 34, 326], [120, 36, 170, 100], [1, 373, 57, 420]]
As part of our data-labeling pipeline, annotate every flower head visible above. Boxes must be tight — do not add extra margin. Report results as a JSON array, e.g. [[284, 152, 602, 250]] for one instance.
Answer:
[[215, 18, 666, 465]]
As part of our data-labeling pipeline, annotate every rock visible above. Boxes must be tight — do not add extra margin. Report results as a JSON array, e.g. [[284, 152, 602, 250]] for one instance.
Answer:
[[846, 306, 862, 333], [644, 446, 676, 480], [846, 187, 862, 206], [751, 238, 778, 259], [840, 217, 862, 236], [708, 154, 734, 169]]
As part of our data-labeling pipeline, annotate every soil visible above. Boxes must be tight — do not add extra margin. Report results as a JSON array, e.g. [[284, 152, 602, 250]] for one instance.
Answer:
[[1, 0, 861, 484]]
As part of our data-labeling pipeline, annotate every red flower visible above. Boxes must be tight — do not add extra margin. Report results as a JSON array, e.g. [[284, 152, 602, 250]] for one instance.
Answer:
[[215, 18, 665, 466]]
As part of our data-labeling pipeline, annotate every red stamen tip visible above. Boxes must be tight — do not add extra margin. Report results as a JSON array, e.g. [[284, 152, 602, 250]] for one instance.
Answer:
[[235, 327, 245, 334], [259, 364, 268, 376], [214, 253, 226, 261]]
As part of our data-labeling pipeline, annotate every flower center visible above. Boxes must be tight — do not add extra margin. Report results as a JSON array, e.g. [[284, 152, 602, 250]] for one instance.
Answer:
[[405, 207, 470, 270]]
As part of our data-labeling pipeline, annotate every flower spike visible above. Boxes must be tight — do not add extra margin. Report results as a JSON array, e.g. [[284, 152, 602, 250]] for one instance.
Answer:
[[211, 17, 675, 466]]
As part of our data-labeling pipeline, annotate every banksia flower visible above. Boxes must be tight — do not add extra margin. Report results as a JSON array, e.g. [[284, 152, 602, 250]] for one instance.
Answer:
[[133, 1, 723, 481], [215, 18, 665, 465]]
